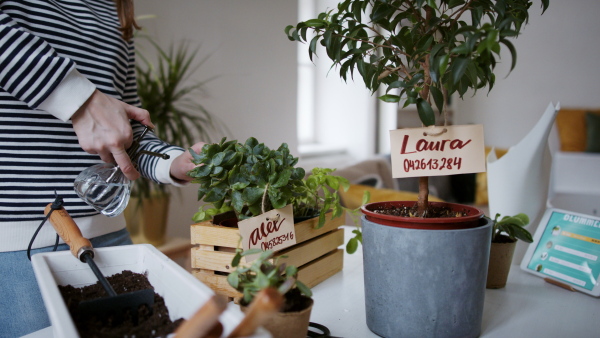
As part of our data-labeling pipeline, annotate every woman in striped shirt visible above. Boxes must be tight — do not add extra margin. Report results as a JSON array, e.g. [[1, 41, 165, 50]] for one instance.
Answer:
[[0, 1, 205, 335]]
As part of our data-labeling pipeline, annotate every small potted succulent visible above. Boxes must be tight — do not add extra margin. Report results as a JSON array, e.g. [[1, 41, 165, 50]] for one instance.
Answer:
[[227, 248, 313, 338], [487, 213, 533, 288]]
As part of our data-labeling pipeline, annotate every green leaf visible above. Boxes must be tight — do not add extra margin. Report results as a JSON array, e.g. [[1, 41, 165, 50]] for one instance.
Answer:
[[346, 237, 358, 254], [500, 38, 517, 72], [429, 86, 444, 113], [451, 57, 469, 84], [378, 94, 400, 103], [243, 187, 264, 205], [227, 271, 239, 289], [295, 280, 313, 298], [416, 98, 435, 126]]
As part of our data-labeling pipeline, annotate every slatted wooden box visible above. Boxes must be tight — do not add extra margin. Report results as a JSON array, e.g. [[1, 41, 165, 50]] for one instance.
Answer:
[[190, 212, 344, 299]]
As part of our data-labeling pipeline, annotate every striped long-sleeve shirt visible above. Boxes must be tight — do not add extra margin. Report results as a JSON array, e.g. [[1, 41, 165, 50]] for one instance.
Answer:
[[0, 0, 184, 251]]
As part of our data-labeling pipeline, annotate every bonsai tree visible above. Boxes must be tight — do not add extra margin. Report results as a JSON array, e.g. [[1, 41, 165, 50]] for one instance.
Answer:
[[286, 0, 549, 216], [188, 137, 364, 230], [491, 212, 533, 243], [227, 248, 313, 308]]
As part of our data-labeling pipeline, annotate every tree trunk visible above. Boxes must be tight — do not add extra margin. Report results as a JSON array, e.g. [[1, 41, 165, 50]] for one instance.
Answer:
[[418, 176, 429, 216]]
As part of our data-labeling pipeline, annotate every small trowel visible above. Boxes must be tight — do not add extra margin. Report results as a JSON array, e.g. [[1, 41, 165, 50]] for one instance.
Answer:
[[44, 203, 155, 324]]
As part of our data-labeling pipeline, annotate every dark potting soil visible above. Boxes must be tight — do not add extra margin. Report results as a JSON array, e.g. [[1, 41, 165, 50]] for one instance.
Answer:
[[371, 203, 468, 218], [281, 288, 312, 313], [59, 270, 184, 338]]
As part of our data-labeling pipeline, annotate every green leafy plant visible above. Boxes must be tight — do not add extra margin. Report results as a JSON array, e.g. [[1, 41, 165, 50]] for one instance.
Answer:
[[285, 0, 549, 215], [491, 213, 533, 243], [133, 37, 226, 198], [188, 137, 363, 229], [227, 248, 312, 306], [188, 137, 306, 221]]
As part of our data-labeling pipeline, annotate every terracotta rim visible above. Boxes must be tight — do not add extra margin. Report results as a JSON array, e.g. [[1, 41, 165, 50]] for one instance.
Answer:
[[360, 201, 485, 230]]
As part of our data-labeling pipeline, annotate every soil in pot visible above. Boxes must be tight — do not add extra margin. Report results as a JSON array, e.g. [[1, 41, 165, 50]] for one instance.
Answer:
[[371, 203, 467, 217], [362, 201, 484, 229], [59, 270, 184, 337]]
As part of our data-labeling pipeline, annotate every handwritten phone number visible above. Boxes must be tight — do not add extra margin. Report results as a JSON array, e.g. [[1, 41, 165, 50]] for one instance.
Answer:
[[404, 157, 463, 172]]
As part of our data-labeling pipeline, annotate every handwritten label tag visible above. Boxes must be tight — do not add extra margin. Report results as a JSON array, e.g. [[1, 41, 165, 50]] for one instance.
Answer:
[[238, 204, 296, 261], [389, 125, 486, 178]]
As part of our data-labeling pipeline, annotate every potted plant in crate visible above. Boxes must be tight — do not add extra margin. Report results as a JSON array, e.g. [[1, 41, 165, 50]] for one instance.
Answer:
[[286, 0, 548, 336], [187, 137, 366, 297], [125, 37, 225, 246], [227, 248, 313, 338], [487, 213, 533, 288]]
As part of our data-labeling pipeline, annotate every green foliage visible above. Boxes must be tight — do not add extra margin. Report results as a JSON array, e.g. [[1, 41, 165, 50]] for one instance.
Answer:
[[188, 137, 306, 221], [133, 37, 227, 198], [227, 249, 313, 305], [492, 213, 533, 243], [286, 0, 549, 126], [188, 137, 369, 243]]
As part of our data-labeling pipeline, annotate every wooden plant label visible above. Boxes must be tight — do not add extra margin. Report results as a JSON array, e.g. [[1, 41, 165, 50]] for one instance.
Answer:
[[389, 124, 486, 178], [238, 204, 296, 261]]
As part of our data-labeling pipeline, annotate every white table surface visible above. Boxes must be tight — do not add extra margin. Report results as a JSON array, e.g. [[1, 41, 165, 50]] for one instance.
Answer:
[[309, 227, 600, 337], [25, 227, 599, 338]]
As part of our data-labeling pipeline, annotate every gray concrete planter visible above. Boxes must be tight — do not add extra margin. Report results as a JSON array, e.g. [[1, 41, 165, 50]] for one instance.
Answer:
[[362, 215, 492, 338]]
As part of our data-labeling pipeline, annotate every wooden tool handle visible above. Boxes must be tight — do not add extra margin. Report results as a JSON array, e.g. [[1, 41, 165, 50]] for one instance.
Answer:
[[44, 203, 93, 261], [174, 295, 227, 338], [228, 288, 284, 338]]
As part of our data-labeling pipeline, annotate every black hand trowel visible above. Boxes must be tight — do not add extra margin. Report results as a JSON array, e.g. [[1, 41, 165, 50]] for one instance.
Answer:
[[44, 203, 155, 324]]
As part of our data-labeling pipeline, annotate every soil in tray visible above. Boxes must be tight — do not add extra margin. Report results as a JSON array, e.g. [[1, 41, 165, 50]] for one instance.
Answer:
[[59, 270, 184, 338]]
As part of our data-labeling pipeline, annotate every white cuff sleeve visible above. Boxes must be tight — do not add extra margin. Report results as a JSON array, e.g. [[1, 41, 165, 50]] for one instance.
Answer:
[[155, 149, 187, 186], [37, 68, 96, 122]]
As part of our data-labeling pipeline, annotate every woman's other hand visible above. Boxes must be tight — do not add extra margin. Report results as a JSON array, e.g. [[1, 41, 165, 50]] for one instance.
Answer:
[[71, 89, 154, 180], [169, 141, 206, 183]]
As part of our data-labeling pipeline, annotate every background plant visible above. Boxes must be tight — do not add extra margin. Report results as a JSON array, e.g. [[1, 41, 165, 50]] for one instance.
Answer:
[[491, 213, 533, 243], [227, 248, 313, 305], [286, 0, 549, 215], [133, 37, 227, 198]]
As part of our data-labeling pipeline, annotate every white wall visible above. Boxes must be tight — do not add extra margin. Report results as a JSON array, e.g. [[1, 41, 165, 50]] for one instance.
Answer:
[[454, 0, 600, 149], [134, 0, 600, 238], [134, 1, 298, 238]]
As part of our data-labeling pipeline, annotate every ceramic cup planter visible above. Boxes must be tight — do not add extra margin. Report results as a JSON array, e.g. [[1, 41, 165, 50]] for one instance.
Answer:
[[360, 201, 491, 338], [486, 240, 517, 289]]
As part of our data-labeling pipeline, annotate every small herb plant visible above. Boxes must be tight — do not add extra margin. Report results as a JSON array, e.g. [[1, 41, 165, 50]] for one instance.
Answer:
[[227, 248, 312, 306], [491, 213, 533, 243], [188, 137, 366, 231]]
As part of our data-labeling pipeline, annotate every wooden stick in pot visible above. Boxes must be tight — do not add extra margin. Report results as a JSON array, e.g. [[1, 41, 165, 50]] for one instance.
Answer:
[[174, 295, 227, 338], [227, 287, 284, 338]]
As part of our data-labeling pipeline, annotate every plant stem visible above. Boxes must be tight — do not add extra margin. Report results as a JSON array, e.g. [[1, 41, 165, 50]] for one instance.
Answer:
[[418, 176, 429, 216]]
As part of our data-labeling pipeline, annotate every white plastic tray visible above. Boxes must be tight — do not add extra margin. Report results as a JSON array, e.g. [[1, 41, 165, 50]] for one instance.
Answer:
[[31, 244, 270, 337]]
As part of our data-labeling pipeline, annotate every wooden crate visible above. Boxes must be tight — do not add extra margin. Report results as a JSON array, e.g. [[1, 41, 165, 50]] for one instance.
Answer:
[[190, 213, 345, 299]]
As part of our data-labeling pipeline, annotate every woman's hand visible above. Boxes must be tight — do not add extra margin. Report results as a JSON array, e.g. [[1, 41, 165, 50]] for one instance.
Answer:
[[71, 89, 154, 180], [169, 141, 206, 183]]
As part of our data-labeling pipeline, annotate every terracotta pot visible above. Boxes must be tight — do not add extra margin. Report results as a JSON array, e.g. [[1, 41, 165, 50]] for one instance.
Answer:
[[486, 240, 517, 289], [360, 201, 484, 229], [242, 297, 313, 338]]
